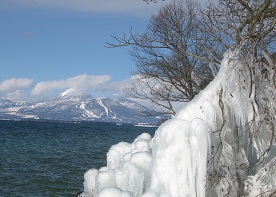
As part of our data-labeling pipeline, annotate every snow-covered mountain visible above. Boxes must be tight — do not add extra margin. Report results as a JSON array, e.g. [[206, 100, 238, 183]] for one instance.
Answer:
[[0, 89, 158, 124]]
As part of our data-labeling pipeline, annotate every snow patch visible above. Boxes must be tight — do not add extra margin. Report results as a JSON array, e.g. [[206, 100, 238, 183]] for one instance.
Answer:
[[59, 88, 76, 97], [79, 101, 100, 119], [97, 98, 110, 117]]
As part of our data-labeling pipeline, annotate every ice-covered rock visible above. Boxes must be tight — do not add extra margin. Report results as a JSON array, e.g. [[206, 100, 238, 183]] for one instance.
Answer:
[[79, 48, 276, 197]]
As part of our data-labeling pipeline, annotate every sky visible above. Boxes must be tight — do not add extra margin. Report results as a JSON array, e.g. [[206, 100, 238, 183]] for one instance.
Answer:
[[0, 0, 173, 101]]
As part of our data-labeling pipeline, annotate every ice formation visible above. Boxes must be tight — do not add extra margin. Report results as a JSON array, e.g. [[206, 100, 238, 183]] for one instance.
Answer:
[[79, 48, 276, 197], [81, 133, 153, 197]]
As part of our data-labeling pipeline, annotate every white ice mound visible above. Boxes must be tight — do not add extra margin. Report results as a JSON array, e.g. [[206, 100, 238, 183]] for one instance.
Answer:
[[149, 119, 211, 197], [80, 133, 153, 197], [80, 48, 276, 197]]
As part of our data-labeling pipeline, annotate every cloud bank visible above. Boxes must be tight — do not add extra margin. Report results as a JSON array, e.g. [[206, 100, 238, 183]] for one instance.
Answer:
[[0, 74, 135, 101], [0, 78, 33, 93], [32, 74, 111, 96], [0, 78, 34, 101]]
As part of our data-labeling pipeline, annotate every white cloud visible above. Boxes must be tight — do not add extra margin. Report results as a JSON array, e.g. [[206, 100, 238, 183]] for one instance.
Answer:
[[0, 78, 34, 100], [4, 90, 31, 101], [0, 74, 166, 102], [3, 0, 171, 16], [32, 74, 111, 96], [0, 78, 34, 93], [103, 76, 136, 92]]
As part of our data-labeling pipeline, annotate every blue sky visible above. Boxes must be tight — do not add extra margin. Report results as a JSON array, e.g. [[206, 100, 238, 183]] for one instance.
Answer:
[[0, 0, 172, 100]]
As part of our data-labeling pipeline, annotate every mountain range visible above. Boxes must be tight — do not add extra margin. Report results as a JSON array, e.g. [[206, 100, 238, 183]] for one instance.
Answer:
[[0, 88, 159, 125]]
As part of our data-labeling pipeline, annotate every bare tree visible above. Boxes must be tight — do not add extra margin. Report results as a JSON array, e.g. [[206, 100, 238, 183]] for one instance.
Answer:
[[205, 0, 275, 58], [137, 0, 276, 195], [145, 0, 275, 195], [108, 0, 224, 115]]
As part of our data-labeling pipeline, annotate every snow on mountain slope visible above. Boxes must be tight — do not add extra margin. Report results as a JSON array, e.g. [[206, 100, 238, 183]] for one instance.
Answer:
[[79, 101, 100, 119], [96, 98, 113, 117], [0, 91, 158, 124], [59, 87, 76, 97], [0, 99, 33, 119]]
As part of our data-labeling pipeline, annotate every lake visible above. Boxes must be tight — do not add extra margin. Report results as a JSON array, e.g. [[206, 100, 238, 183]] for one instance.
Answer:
[[0, 120, 156, 196]]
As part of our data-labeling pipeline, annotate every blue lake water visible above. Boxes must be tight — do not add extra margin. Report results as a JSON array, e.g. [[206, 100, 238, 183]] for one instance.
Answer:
[[0, 120, 156, 196]]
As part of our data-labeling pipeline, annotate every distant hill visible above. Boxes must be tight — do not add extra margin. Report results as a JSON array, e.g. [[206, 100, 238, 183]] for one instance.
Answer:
[[0, 89, 159, 125]]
